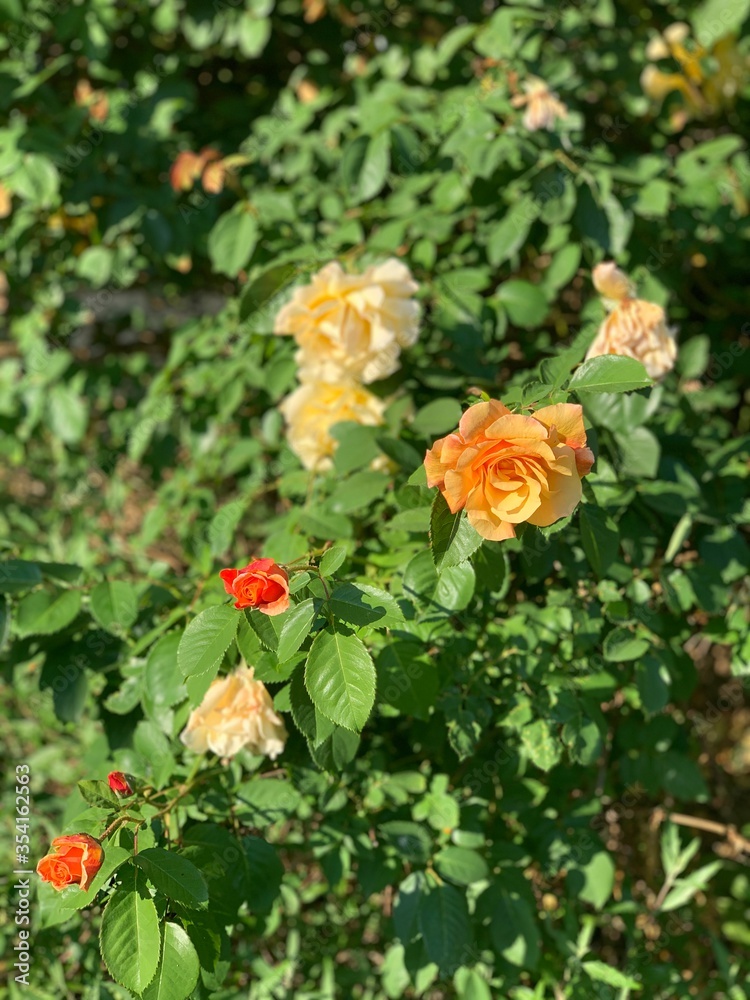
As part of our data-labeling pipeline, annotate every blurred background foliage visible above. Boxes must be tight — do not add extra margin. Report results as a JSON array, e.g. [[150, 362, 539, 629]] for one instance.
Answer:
[[1, 0, 750, 997]]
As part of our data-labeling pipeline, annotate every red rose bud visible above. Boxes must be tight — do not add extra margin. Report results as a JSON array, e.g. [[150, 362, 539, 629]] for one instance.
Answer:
[[107, 771, 134, 796]]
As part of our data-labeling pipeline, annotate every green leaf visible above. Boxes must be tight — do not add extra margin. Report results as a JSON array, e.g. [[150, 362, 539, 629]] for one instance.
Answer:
[[489, 887, 540, 970], [328, 471, 390, 514], [434, 562, 475, 612], [454, 968, 492, 1000], [145, 632, 186, 708], [308, 725, 361, 771], [486, 196, 538, 266], [412, 398, 462, 436], [418, 881, 472, 975], [429, 493, 483, 572], [330, 582, 405, 630], [239, 261, 300, 325], [496, 279, 548, 329], [616, 426, 661, 478], [603, 627, 650, 662], [100, 865, 161, 994], [48, 385, 88, 443], [78, 779, 120, 810], [142, 921, 200, 1000], [178, 606, 239, 679], [58, 846, 131, 910], [305, 627, 376, 731], [89, 580, 139, 633], [75, 245, 114, 287], [636, 653, 671, 714], [133, 848, 209, 908], [319, 545, 347, 576], [0, 559, 42, 594], [39, 645, 89, 723], [341, 131, 390, 204], [582, 960, 643, 990], [569, 851, 616, 910], [245, 608, 281, 651], [207, 208, 258, 277], [520, 719, 562, 771], [14, 589, 82, 637], [379, 821, 433, 864], [579, 505, 619, 577], [434, 846, 488, 886], [691, 0, 750, 45], [377, 641, 438, 719], [277, 598, 318, 662], [660, 861, 722, 912], [569, 355, 652, 394]]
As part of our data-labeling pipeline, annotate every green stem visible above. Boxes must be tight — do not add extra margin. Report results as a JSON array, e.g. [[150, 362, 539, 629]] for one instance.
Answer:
[[130, 604, 190, 657]]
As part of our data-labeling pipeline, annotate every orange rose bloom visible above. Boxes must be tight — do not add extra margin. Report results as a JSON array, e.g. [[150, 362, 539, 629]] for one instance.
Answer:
[[36, 834, 103, 892], [425, 400, 594, 541], [220, 558, 290, 615]]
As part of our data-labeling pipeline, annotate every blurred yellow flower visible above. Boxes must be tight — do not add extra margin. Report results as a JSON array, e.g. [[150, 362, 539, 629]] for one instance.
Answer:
[[279, 379, 385, 471], [274, 259, 420, 384], [0, 182, 11, 219], [641, 23, 749, 128], [180, 665, 287, 760], [586, 262, 677, 380], [511, 78, 569, 132]]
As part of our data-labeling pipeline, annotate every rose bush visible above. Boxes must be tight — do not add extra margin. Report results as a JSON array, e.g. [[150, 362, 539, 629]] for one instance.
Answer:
[[1, 0, 750, 998]]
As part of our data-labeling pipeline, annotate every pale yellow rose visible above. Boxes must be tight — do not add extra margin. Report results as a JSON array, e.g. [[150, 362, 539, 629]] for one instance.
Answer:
[[180, 665, 287, 760], [511, 78, 569, 132], [274, 259, 420, 384], [586, 298, 677, 381], [280, 379, 386, 471]]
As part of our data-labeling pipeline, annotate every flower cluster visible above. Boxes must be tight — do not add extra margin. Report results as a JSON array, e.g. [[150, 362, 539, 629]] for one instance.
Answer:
[[641, 22, 749, 129], [586, 262, 677, 380], [425, 400, 594, 541], [274, 259, 420, 470]]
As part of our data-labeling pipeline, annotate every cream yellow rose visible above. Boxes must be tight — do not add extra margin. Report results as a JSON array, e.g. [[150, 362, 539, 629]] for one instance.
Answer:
[[511, 78, 569, 132], [587, 262, 677, 380], [641, 23, 749, 128], [280, 379, 386, 471], [425, 399, 594, 542], [274, 259, 420, 384], [180, 665, 287, 760]]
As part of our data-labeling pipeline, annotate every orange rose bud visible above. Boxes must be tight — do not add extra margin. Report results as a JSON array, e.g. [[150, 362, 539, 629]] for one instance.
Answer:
[[219, 558, 290, 616], [107, 771, 134, 796], [36, 834, 103, 892]]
